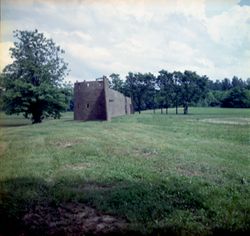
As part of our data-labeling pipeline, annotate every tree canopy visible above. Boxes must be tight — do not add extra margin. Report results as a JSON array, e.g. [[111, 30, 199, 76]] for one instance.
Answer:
[[109, 70, 249, 113], [122, 70, 208, 114], [109, 73, 124, 93], [221, 88, 250, 108], [179, 71, 208, 114], [123, 72, 155, 114], [1, 29, 70, 123]]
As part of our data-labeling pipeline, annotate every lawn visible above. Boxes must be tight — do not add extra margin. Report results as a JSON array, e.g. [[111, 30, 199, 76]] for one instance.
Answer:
[[0, 107, 250, 235]]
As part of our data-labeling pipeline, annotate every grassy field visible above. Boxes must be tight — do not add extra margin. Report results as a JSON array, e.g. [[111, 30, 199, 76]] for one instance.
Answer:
[[0, 107, 250, 235]]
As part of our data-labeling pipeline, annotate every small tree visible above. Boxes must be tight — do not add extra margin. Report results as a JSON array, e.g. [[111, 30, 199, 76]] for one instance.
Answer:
[[2, 29, 69, 123]]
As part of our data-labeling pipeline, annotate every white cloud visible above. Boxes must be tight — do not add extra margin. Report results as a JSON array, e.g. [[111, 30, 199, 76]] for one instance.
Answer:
[[0, 42, 13, 71], [64, 43, 112, 63], [65, 75, 82, 83], [1, 0, 250, 82], [168, 41, 197, 57], [205, 5, 250, 46]]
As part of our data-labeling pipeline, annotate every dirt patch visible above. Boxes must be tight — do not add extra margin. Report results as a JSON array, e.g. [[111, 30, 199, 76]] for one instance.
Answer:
[[200, 118, 250, 125], [62, 163, 91, 171], [176, 165, 201, 177], [23, 202, 127, 235], [54, 139, 82, 148]]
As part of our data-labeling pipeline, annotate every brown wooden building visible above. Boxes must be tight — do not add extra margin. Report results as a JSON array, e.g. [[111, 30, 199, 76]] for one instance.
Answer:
[[74, 77, 133, 121]]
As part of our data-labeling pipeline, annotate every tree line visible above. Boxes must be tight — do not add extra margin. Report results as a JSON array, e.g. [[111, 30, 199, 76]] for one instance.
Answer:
[[108, 72, 250, 114], [206, 77, 250, 108], [0, 29, 249, 124]]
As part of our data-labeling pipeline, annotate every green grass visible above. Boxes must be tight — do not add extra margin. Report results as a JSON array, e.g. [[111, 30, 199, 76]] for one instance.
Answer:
[[0, 107, 250, 235]]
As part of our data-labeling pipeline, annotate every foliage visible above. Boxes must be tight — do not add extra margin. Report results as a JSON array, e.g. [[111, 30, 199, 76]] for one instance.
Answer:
[[1, 29, 69, 123], [178, 71, 208, 114], [0, 74, 4, 111], [206, 77, 250, 108], [195, 91, 225, 107], [231, 76, 245, 89], [156, 70, 175, 113], [123, 72, 155, 113], [120, 70, 249, 112], [221, 78, 232, 91], [122, 70, 208, 114], [109, 73, 124, 93], [221, 88, 250, 108]]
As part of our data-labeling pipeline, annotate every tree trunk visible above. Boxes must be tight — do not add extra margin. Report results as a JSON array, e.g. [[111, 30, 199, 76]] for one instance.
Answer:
[[184, 102, 189, 115], [161, 107, 163, 114], [175, 104, 178, 114], [153, 108, 155, 114], [32, 112, 42, 124], [166, 107, 168, 114], [138, 100, 141, 114]]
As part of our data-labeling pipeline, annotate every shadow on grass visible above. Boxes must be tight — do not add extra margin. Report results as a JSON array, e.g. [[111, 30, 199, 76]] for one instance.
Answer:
[[0, 176, 249, 236], [0, 115, 31, 128], [0, 123, 31, 128]]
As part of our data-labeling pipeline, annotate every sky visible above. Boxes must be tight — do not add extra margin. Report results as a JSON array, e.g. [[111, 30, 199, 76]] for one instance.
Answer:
[[1, 0, 250, 83]]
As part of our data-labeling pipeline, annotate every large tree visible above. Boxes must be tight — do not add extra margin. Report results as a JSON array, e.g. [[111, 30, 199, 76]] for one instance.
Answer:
[[179, 71, 208, 114], [124, 72, 155, 113], [2, 29, 69, 123], [172, 71, 183, 114]]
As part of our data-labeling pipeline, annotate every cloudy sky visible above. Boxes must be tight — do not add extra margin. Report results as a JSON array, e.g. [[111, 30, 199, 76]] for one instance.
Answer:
[[1, 0, 250, 82]]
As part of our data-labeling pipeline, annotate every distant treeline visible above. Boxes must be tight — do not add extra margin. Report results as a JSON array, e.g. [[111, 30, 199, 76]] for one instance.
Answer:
[[107, 71, 250, 114], [2, 70, 249, 115]]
